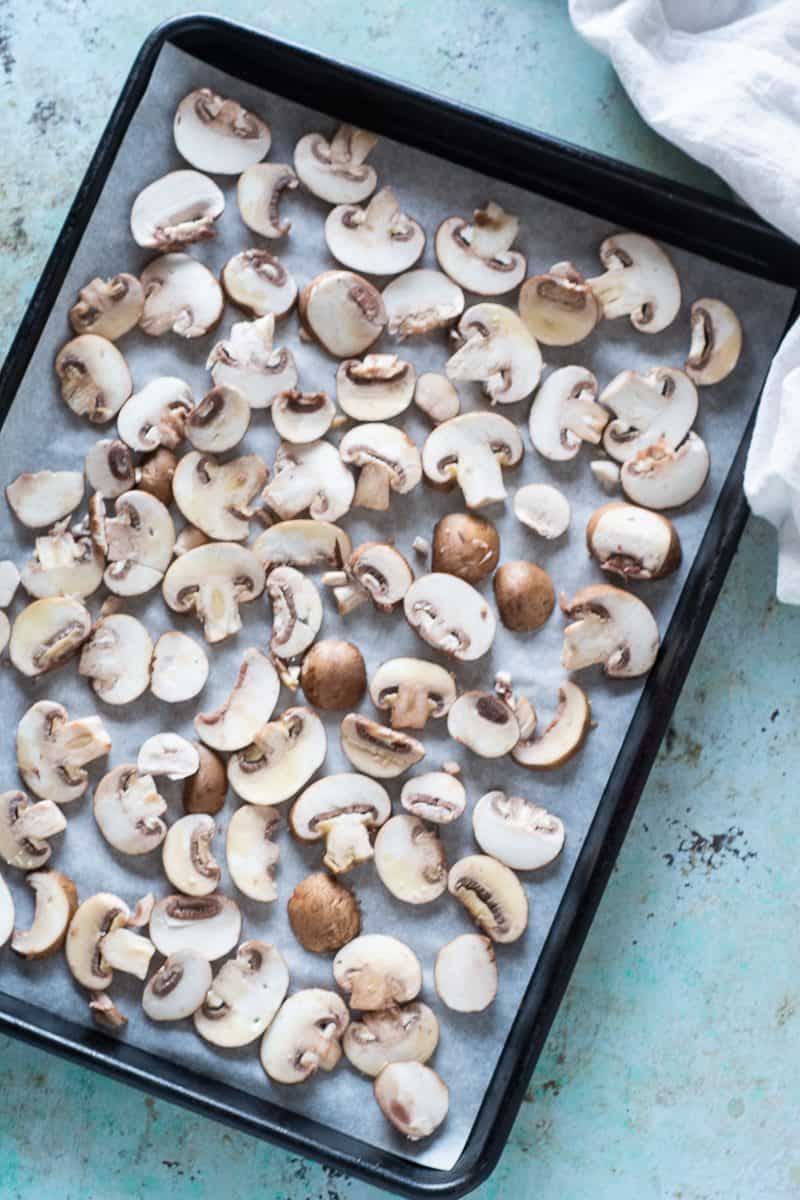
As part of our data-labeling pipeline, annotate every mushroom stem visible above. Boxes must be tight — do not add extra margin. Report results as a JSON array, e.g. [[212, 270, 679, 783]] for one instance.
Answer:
[[354, 462, 391, 510], [390, 682, 433, 730]]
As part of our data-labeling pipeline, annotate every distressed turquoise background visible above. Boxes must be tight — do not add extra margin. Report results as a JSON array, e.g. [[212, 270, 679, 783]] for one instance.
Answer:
[[1, 3, 798, 1198]]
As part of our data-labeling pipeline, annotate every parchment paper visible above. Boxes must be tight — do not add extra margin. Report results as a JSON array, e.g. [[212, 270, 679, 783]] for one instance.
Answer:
[[0, 43, 794, 1171]]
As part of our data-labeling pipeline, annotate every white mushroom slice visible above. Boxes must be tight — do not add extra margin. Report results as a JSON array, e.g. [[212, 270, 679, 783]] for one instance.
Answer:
[[685, 298, 742, 385], [143, 950, 213, 1021], [620, 434, 710, 510], [174, 88, 271, 173], [78, 614, 152, 705], [65, 892, 129, 990], [0, 560, 20, 607], [260, 988, 350, 1083], [373, 814, 446, 904], [272, 389, 336, 443], [587, 231, 681, 333], [528, 365, 607, 462], [513, 483, 571, 538], [448, 855, 528, 943], [333, 934, 422, 1010], [137, 733, 199, 781], [117, 377, 193, 452], [85, 439, 135, 498], [54, 335, 132, 423], [473, 791, 565, 871], [512, 681, 591, 770], [93, 764, 167, 855], [195, 940, 289, 1047], [207, 314, 298, 410], [104, 490, 175, 595], [383, 269, 464, 340], [131, 170, 224, 249], [422, 412, 523, 508], [447, 690, 519, 757], [591, 460, 621, 493], [10, 869, 78, 960], [404, 573, 496, 662], [9, 596, 91, 676], [400, 771, 465, 824], [266, 567, 322, 660], [149, 894, 242, 961], [336, 354, 416, 421], [370, 658, 456, 730], [0, 791, 66, 870], [162, 814, 220, 897], [298, 271, 386, 358], [139, 253, 224, 339], [263, 440, 354, 522], [519, 261, 601, 345], [294, 124, 377, 204], [434, 934, 497, 1013], [253, 519, 351, 573], [586, 502, 682, 581], [150, 631, 209, 702], [21, 526, 104, 600], [344, 1002, 439, 1077], [290, 774, 391, 874], [340, 715, 424, 778], [325, 187, 425, 275], [194, 648, 279, 752], [185, 385, 250, 453], [16, 699, 110, 804], [228, 707, 326, 807], [374, 1061, 449, 1141], [6, 470, 84, 529], [100, 927, 155, 980], [447, 303, 541, 404], [0, 871, 13, 948], [414, 373, 460, 425], [162, 542, 265, 643], [340, 423, 421, 512], [601, 367, 698, 463], [173, 526, 210, 557], [226, 805, 280, 902], [238, 162, 299, 237], [436, 202, 526, 295], [561, 583, 660, 678], [69, 273, 144, 340], [331, 543, 414, 616], [222, 250, 297, 319], [172, 451, 266, 541]]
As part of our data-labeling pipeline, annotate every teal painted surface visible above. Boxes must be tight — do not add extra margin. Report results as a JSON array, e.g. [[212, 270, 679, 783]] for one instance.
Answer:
[[0, 3, 796, 1199]]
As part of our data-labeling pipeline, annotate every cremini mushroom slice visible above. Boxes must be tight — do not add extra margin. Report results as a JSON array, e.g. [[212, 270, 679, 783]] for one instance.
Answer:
[[253, 519, 351, 573], [93, 764, 167, 855], [266, 566, 322, 661], [117, 377, 193, 452], [339, 423, 421, 512], [369, 658, 456, 730], [0, 873, 13, 948], [494, 561, 555, 632], [260, 988, 350, 1083], [21, 523, 104, 600], [78, 614, 153, 705], [10, 869, 78, 960], [287, 872, 361, 953], [383, 269, 464, 340], [139, 253, 224, 339], [228, 707, 326, 807], [150, 631, 209, 702], [513, 483, 571, 539], [0, 791, 66, 870], [587, 231, 681, 334], [65, 892, 130, 990], [404, 572, 496, 661], [226, 805, 280, 902], [586, 501, 682, 581], [174, 87, 271, 173], [340, 715, 425, 779], [414, 373, 460, 424], [298, 270, 386, 358], [272, 389, 336, 444], [591, 460, 621, 493], [294, 124, 377, 204], [601, 367, 698, 463], [194, 648, 279, 752], [9, 596, 92, 677], [434, 934, 497, 1013], [162, 814, 220, 897], [103, 490, 175, 595], [400, 770, 466, 824], [448, 854, 528, 943], [290, 773, 391, 874], [561, 583, 660, 678], [528, 365, 607, 462], [512, 681, 591, 770], [685, 298, 742, 385], [69, 273, 144, 340], [446, 303, 541, 404], [422, 412, 523, 508], [6, 470, 84, 529], [222, 249, 298, 319], [431, 512, 500, 583], [333, 934, 422, 1010], [143, 949, 213, 1022], [325, 187, 425, 275], [149, 894, 242, 961], [0, 560, 20, 608], [519, 260, 601, 345], [263, 440, 354, 522], [16, 699, 111, 804], [207, 314, 298, 409], [374, 1061, 449, 1141], [327, 542, 414, 615], [131, 170, 224, 249], [172, 451, 266, 541], [195, 940, 289, 1047], [447, 689, 520, 758], [162, 541, 265, 643], [137, 733, 200, 781], [336, 354, 416, 421], [85, 439, 135, 498], [100, 926, 156, 980], [344, 1002, 439, 1078], [238, 162, 299, 237], [374, 814, 446, 904], [620, 433, 710, 510], [185, 385, 250, 454], [473, 791, 565, 871], [183, 744, 226, 816], [54, 335, 132, 423], [436, 201, 526, 295]]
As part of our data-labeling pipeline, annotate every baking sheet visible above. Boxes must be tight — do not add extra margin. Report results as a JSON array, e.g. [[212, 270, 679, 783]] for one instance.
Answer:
[[0, 41, 794, 1171]]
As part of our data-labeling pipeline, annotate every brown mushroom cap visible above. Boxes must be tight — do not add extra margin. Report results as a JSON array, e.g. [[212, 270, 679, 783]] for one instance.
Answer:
[[287, 872, 361, 953], [183, 744, 226, 815], [431, 513, 500, 584], [493, 561, 555, 632], [300, 640, 366, 710]]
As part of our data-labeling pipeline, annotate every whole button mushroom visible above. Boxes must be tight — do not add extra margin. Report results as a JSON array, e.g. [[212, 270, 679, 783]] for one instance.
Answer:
[[339, 424, 421, 512], [383, 269, 464, 340], [512, 681, 591, 771], [139, 253, 224, 339], [344, 1002, 439, 1077], [54, 335, 132, 424], [228, 707, 326, 807], [446, 304, 541, 404], [373, 815, 447, 905], [422, 412, 524, 508], [287, 872, 361, 954], [431, 512, 500, 584], [221, 249, 298, 319], [69, 273, 144, 341], [290, 774, 391, 874], [528, 366, 607, 462], [300, 640, 366, 711], [434, 934, 498, 1013], [620, 433, 710, 510], [174, 88, 271, 174], [369, 658, 457, 731], [325, 187, 425, 276], [162, 814, 221, 897], [685, 298, 742, 385], [436, 201, 526, 295], [0, 791, 66, 871], [194, 648, 279, 753], [207, 314, 298, 410], [226, 805, 280, 902], [448, 855, 528, 943], [10, 869, 78, 960], [404, 573, 496, 662], [293, 124, 378, 205], [238, 163, 299, 237], [561, 583, 660, 679], [374, 1062, 449, 1141], [472, 791, 565, 871], [260, 988, 350, 1084], [16, 700, 111, 804], [9, 596, 92, 677], [130, 170, 225, 250], [143, 950, 213, 1022], [400, 770, 466, 824], [93, 764, 167, 856], [194, 941, 290, 1048], [298, 270, 386, 358], [162, 542, 266, 644], [333, 934, 422, 1011], [586, 231, 681, 334], [493, 561, 555, 633], [149, 894, 242, 961], [518, 261, 601, 346], [586, 502, 682, 581]]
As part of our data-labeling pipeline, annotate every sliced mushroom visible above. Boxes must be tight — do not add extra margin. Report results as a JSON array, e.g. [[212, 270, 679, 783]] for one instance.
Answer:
[[528, 365, 607, 461], [298, 270, 386, 358], [328, 542, 414, 615], [69, 273, 144, 340], [339, 423, 421, 512], [222, 250, 297, 320], [601, 367, 698, 463], [20, 523, 104, 600], [117, 377, 194, 451], [172, 451, 266, 541], [149, 894, 242, 961], [685, 298, 742, 385], [228, 707, 326, 807], [436, 202, 526, 295], [238, 162, 299, 237], [183, 744, 226, 816], [260, 988, 350, 1083], [473, 791, 565, 871], [131, 170, 224, 249], [0, 873, 12, 948], [174, 88, 271, 173], [340, 715, 425, 778], [325, 187, 424, 276], [207, 314, 297, 410], [0, 611, 8, 655], [173, 525, 210, 557], [404, 572, 496, 661], [89, 992, 127, 1030], [139, 253, 224, 339], [162, 814, 220, 896], [266, 567, 322, 664], [447, 690, 519, 757], [253, 519, 351, 573], [400, 770, 466, 824], [374, 814, 446, 904], [414, 373, 460, 424], [263, 440, 354, 522], [620, 433, 710, 510], [591, 460, 621, 493], [272, 389, 336, 444], [143, 949, 213, 1022], [382, 269, 464, 340], [345, 1002, 439, 1077], [7, 470, 84, 529], [0, 560, 20, 608], [431, 512, 499, 584], [78, 614, 152, 705], [447, 303, 541, 404], [494, 561, 555, 632], [519, 261, 601, 345], [587, 232, 681, 333], [287, 872, 361, 954], [369, 658, 456, 730], [162, 541, 265, 643], [65, 892, 129, 990], [290, 774, 391, 874], [448, 854, 528, 943], [374, 1061, 449, 1141], [93, 764, 167, 855], [137, 733, 200, 781], [54, 335, 132, 423], [422, 412, 523, 508], [16, 699, 110, 804], [103, 490, 175, 595], [150, 631, 209, 702], [195, 940, 289, 1047], [0, 791, 66, 870], [434, 934, 497, 1013], [85, 439, 136, 498], [100, 926, 155, 980], [586, 501, 682, 581], [136, 448, 177, 506], [294, 124, 377, 204], [9, 596, 92, 676], [512, 681, 591, 770], [194, 648, 279, 752], [561, 583, 660, 678], [333, 934, 422, 1010], [10, 869, 78, 960], [336, 354, 415, 421], [513, 483, 571, 538], [226, 805, 280, 902]]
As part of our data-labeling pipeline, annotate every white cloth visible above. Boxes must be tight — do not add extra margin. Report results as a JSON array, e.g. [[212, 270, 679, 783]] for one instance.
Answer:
[[569, 0, 800, 600]]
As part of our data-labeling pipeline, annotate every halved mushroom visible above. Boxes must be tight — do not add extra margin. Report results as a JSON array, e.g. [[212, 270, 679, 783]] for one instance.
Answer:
[[383, 269, 464, 340], [473, 791, 565, 871], [287, 872, 361, 953], [344, 1002, 439, 1078], [93, 764, 167, 855], [183, 744, 226, 816], [519, 261, 601, 345], [195, 648, 279, 752], [207, 314, 298, 409], [260, 988, 350, 1083], [513, 483, 571, 539], [117, 377, 194, 451], [298, 271, 386, 358], [404, 572, 496, 661], [400, 770, 466, 824], [0, 560, 20, 608], [162, 541, 265, 643], [414, 373, 460, 424], [436, 202, 526, 295], [340, 715, 425, 778], [262, 440, 354, 522], [685, 298, 742, 385], [174, 88, 271, 173], [325, 187, 425, 275], [65, 892, 130, 990], [0, 873, 12, 949], [172, 451, 267, 541], [620, 433, 710, 510], [139, 253, 224, 339], [266, 566, 322, 663], [272, 389, 335, 443], [21, 523, 104, 600], [78, 614, 152, 705], [69, 274, 144, 340], [137, 733, 199, 781], [238, 162, 298, 237], [374, 1061, 449, 1141], [591, 460, 621, 493], [226, 805, 280, 902], [228, 707, 327, 807], [374, 814, 446, 904], [195, 940, 289, 1047], [9, 596, 92, 676], [150, 631, 209, 702], [290, 774, 391, 874], [561, 583, 660, 678], [333, 934, 422, 1010], [294, 124, 377, 204], [528, 365, 607, 461], [448, 854, 528, 943], [7, 470, 84, 529], [0, 791, 66, 869], [16, 699, 110, 804], [103, 490, 175, 595], [339, 423, 421, 512], [447, 690, 519, 757], [446, 303, 541, 404], [131, 170, 224, 249], [10, 869, 78, 960], [100, 926, 155, 980], [601, 367, 698, 463], [586, 501, 682, 580], [511, 681, 591, 770], [253, 519, 351, 574], [369, 658, 457, 730], [222, 250, 297, 320], [54, 335, 132, 423], [336, 354, 415, 421], [85, 439, 136, 497], [143, 949, 213, 1022], [326, 543, 414, 615], [148, 894, 242, 961], [586, 231, 680, 333], [434, 934, 497, 1013], [422, 412, 523, 508], [162, 814, 220, 896]]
